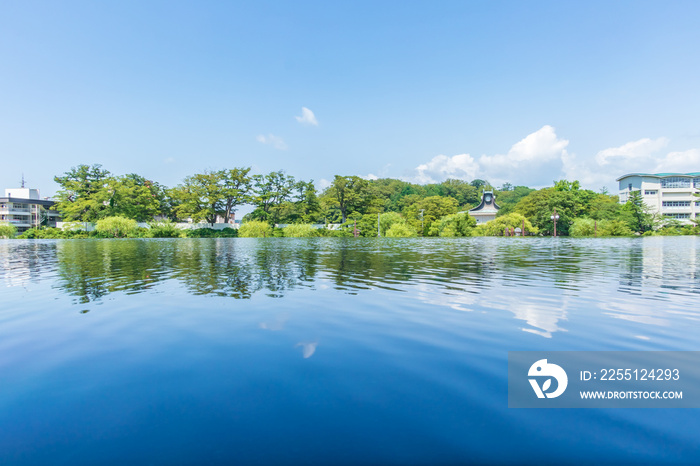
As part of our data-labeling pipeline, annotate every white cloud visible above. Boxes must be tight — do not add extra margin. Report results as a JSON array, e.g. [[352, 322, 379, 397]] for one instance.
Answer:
[[406, 127, 699, 192], [295, 341, 318, 359], [295, 107, 318, 126], [256, 133, 288, 150], [500, 125, 568, 163], [364, 173, 379, 180], [654, 149, 700, 173], [407, 126, 569, 187], [259, 313, 289, 331], [411, 153, 480, 184], [318, 178, 331, 190], [565, 137, 694, 189], [479, 125, 569, 187], [594, 137, 668, 166]]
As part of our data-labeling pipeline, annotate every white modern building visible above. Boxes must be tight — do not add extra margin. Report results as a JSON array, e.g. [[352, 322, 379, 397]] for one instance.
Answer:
[[617, 173, 700, 224], [0, 187, 61, 232]]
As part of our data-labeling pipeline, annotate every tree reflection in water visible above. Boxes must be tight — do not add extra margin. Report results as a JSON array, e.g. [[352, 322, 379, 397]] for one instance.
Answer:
[[53, 237, 594, 304], [45, 236, 699, 339]]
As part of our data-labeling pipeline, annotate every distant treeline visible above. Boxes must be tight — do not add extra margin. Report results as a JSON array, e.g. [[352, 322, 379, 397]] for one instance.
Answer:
[[13, 164, 697, 238]]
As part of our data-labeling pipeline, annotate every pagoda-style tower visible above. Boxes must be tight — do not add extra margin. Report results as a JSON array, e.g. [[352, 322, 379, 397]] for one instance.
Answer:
[[468, 190, 500, 224]]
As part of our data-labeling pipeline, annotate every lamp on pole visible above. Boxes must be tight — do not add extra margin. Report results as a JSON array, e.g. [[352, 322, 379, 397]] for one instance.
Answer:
[[550, 208, 560, 237]]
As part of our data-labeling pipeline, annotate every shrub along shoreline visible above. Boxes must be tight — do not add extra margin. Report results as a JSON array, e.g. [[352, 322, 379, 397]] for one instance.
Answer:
[[3, 213, 697, 240]]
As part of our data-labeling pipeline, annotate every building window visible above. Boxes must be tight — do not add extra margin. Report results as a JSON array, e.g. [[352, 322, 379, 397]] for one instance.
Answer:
[[694, 177, 700, 188], [664, 213, 691, 219], [644, 190, 657, 195], [628, 183, 633, 190], [661, 177, 691, 188], [662, 201, 691, 207]]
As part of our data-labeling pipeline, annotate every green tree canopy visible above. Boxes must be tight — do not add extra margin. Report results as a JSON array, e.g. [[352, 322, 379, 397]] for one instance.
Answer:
[[428, 212, 476, 237], [249, 171, 296, 224], [513, 180, 600, 235], [622, 190, 653, 233], [403, 195, 459, 234], [494, 186, 534, 216], [169, 168, 252, 224], [323, 175, 377, 223], [220, 167, 253, 223], [106, 174, 166, 222], [170, 171, 223, 224], [54, 164, 112, 222], [473, 212, 537, 236]]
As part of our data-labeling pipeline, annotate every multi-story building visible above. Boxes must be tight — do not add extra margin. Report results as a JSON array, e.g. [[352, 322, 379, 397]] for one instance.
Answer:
[[617, 173, 700, 224], [0, 188, 61, 232]]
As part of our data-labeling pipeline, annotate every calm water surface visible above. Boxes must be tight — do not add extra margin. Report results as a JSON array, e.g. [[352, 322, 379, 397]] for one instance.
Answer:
[[1, 237, 699, 464]]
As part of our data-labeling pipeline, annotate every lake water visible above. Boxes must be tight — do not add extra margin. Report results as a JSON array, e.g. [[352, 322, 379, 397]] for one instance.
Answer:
[[1, 237, 699, 464]]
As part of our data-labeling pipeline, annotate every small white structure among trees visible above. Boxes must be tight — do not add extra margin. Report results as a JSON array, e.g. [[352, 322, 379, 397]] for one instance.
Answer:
[[468, 190, 500, 224]]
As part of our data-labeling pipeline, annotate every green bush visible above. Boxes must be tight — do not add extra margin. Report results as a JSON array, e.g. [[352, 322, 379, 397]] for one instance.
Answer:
[[238, 221, 272, 238], [472, 213, 537, 237], [385, 223, 418, 237], [16, 228, 38, 239], [338, 213, 384, 237], [379, 212, 405, 236], [148, 221, 182, 238], [0, 223, 18, 238], [15, 227, 93, 239], [18, 228, 55, 239], [283, 224, 320, 237], [130, 227, 150, 238], [317, 227, 352, 237], [570, 218, 596, 237], [654, 218, 699, 236], [68, 230, 91, 239], [599, 219, 634, 237], [569, 218, 634, 237], [95, 216, 138, 238], [185, 227, 238, 238], [429, 212, 477, 237]]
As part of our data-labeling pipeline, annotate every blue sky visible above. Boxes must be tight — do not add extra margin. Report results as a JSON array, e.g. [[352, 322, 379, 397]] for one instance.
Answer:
[[2, 0, 699, 198]]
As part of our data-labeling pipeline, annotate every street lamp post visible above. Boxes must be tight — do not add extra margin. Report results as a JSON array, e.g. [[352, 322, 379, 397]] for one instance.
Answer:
[[550, 208, 560, 237]]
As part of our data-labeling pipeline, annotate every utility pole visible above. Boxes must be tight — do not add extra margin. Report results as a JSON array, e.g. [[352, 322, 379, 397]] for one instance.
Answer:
[[420, 209, 424, 235]]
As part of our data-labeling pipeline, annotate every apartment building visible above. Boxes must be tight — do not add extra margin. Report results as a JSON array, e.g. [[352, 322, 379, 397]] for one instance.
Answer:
[[0, 188, 61, 232], [617, 173, 700, 224]]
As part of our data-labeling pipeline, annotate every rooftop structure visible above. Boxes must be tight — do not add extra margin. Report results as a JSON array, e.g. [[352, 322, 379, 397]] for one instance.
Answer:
[[469, 190, 500, 224], [617, 173, 700, 224]]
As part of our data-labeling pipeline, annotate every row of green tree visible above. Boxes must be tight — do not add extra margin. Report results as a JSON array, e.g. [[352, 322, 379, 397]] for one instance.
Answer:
[[50, 164, 529, 226], [39, 164, 699, 237]]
